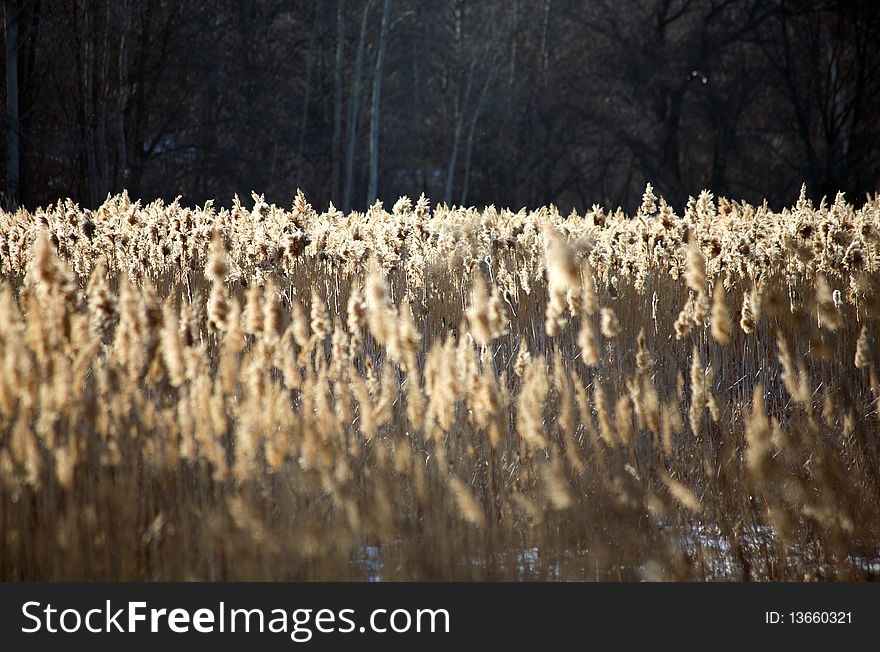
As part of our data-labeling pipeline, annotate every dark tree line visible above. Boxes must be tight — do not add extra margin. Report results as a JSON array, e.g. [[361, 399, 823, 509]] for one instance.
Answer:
[[2, 0, 880, 212]]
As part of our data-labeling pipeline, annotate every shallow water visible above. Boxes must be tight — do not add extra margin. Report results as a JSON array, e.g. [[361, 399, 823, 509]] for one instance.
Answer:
[[350, 524, 880, 581]]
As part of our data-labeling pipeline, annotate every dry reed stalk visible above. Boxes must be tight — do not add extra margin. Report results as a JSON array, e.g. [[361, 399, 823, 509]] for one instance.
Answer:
[[0, 189, 878, 581]]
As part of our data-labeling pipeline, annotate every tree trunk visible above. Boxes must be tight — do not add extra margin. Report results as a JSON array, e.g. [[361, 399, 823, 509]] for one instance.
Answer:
[[367, 0, 392, 206], [128, 0, 155, 198], [96, 0, 111, 199], [454, 0, 464, 125], [4, 0, 19, 208], [659, 86, 684, 201], [443, 62, 474, 206], [115, 0, 130, 192], [540, 0, 552, 84], [444, 1, 470, 207], [82, 0, 99, 207], [509, 0, 518, 88], [297, 2, 318, 170], [342, 0, 374, 214], [779, 9, 819, 195], [460, 74, 492, 207], [331, 0, 346, 206]]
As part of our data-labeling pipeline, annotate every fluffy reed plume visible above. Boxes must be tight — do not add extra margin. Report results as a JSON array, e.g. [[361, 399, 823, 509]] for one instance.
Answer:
[[745, 385, 772, 481], [262, 281, 283, 341], [688, 347, 706, 434], [347, 283, 366, 349], [740, 287, 758, 334], [815, 274, 842, 331], [516, 358, 550, 449], [600, 307, 620, 338], [394, 300, 421, 371], [582, 261, 598, 316], [594, 383, 614, 446], [661, 472, 702, 514], [544, 231, 581, 336], [290, 296, 310, 349], [614, 395, 633, 446], [1, 188, 878, 581], [309, 286, 329, 342], [86, 259, 115, 335], [206, 229, 230, 332], [855, 326, 870, 369], [513, 343, 531, 377], [448, 476, 485, 528], [466, 276, 508, 345], [578, 314, 599, 366], [206, 228, 228, 282], [365, 265, 394, 346], [465, 278, 491, 347], [704, 364, 719, 422], [161, 303, 186, 386], [640, 183, 657, 216], [542, 452, 573, 510], [245, 282, 263, 337], [31, 230, 57, 288], [470, 367, 501, 446], [115, 274, 143, 373], [225, 296, 244, 353], [635, 328, 652, 373], [639, 375, 661, 439], [776, 332, 809, 405], [685, 234, 707, 295], [710, 284, 732, 345], [674, 296, 695, 339]]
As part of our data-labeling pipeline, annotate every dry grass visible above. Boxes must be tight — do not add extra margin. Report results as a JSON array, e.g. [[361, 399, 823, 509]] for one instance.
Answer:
[[1, 186, 879, 580]]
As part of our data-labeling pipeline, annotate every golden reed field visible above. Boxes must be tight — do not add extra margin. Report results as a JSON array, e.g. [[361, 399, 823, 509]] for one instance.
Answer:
[[1, 186, 879, 581]]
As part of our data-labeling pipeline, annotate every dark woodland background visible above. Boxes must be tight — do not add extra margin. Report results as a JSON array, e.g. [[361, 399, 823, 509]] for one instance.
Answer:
[[2, 0, 880, 213]]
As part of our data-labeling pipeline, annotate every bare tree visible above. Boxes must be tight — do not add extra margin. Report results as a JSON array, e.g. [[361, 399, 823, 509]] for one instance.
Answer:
[[81, 0, 98, 207], [765, 0, 880, 199], [367, 0, 393, 206], [115, 0, 131, 192], [96, 0, 112, 199], [443, 1, 501, 206], [296, 1, 319, 169], [343, 0, 374, 214], [5, 0, 880, 211], [331, 0, 346, 206], [4, 0, 19, 208]]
